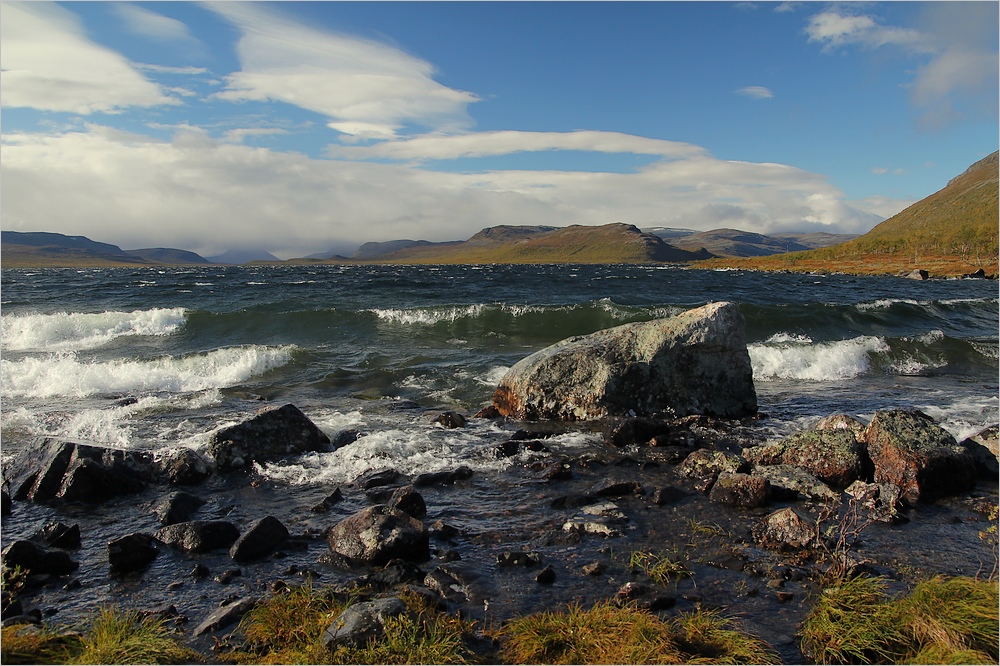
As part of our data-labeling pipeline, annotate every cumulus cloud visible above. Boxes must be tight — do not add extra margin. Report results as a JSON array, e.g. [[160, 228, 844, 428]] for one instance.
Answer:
[[1, 126, 883, 258], [0, 1, 178, 113], [327, 131, 708, 162], [805, 5, 998, 128], [736, 86, 774, 99], [205, 2, 478, 140]]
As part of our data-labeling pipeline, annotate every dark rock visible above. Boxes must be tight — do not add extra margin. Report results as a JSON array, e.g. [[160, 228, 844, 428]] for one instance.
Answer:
[[474, 405, 501, 419], [388, 486, 426, 520], [497, 551, 541, 567], [743, 428, 871, 489], [206, 404, 331, 471], [327, 505, 428, 565], [193, 597, 257, 636], [108, 533, 158, 574], [11, 440, 78, 501], [229, 516, 288, 561], [1, 490, 11, 516], [191, 563, 210, 578], [960, 425, 999, 478], [435, 548, 461, 562], [357, 468, 401, 490], [614, 582, 651, 605], [422, 563, 487, 604], [428, 520, 459, 540], [492, 440, 523, 459], [323, 597, 407, 650], [331, 429, 361, 449], [651, 486, 688, 505], [549, 494, 600, 510], [152, 491, 206, 526], [644, 446, 691, 464], [906, 269, 929, 280], [32, 522, 81, 549], [155, 447, 212, 486], [538, 460, 573, 481], [752, 507, 816, 550], [492, 302, 757, 421], [604, 417, 673, 448], [709, 473, 770, 508], [310, 487, 344, 512], [750, 465, 838, 502], [581, 561, 606, 576], [413, 466, 473, 486], [861, 409, 977, 503], [535, 565, 556, 585], [369, 560, 425, 588], [589, 478, 643, 498], [214, 569, 242, 584], [434, 411, 466, 428], [155, 521, 241, 553], [845, 481, 909, 524], [58, 457, 135, 503], [1, 540, 78, 576]]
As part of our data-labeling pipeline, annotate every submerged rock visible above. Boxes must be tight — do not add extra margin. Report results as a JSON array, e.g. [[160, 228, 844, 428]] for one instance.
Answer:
[[206, 404, 331, 471], [492, 302, 757, 421], [152, 491, 205, 526], [155, 521, 240, 553], [861, 409, 976, 503]]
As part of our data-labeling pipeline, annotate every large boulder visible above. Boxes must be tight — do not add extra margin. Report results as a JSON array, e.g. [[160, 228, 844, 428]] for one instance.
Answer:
[[861, 409, 977, 503], [229, 516, 288, 562], [323, 597, 408, 650], [491, 302, 757, 421], [155, 521, 240, 553], [206, 404, 331, 471], [2, 540, 78, 576], [327, 505, 429, 566], [743, 429, 871, 489], [107, 533, 159, 574]]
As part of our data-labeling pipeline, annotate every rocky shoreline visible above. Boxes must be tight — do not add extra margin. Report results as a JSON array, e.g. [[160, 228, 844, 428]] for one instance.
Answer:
[[3, 303, 998, 663]]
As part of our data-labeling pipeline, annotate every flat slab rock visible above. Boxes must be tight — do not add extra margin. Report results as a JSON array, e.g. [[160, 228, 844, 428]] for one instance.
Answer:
[[492, 301, 757, 421]]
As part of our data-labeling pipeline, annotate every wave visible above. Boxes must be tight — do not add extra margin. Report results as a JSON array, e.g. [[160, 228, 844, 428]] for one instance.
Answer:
[[1, 308, 186, 352], [1, 345, 296, 398], [750, 336, 889, 381]]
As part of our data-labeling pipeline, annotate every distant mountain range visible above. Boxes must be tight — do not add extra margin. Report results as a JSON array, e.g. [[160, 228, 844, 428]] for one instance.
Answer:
[[3, 151, 995, 275]]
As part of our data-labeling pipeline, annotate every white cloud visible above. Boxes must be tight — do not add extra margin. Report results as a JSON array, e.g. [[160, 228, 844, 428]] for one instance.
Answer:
[[327, 130, 708, 162], [0, 2, 178, 114], [736, 86, 774, 99], [805, 11, 927, 52], [135, 64, 210, 76], [206, 2, 478, 140], [1, 126, 882, 259], [111, 3, 200, 47]]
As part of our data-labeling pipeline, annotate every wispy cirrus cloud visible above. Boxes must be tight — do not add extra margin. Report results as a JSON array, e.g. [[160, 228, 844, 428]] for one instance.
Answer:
[[111, 3, 202, 49], [205, 2, 479, 141], [736, 86, 774, 99], [0, 1, 179, 114]]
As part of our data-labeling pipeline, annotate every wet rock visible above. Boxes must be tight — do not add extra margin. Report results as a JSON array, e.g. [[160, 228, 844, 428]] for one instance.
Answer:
[[581, 501, 628, 522], [645, 447, 691, 464], [676, 449, 747, 479], [193, 597, 258, 637], [152, 491, 206, 526], [815, 413, 866, 437], [492, 302, 757, 421], [310, 488, 344, 513], [538, 459, 573, 481], [58, 457, 140, 503], [191, 563, 210, 578], [752, 507, 816, 550], [369, 560, 425, 588], [327, 505, 429, 566], [535, 565, 556, 585], [474, 405, 501, 419], [589, 478, 643, 498], [214, 569, 242, 584], [434, 411, 466, 428], [960, 425, 999, 477], [708, 472, 770, 508], [357, 468, 401, 490], [562, 521, 623, 538], [435, 548, 461, 563], [1, 540, 78, 576], [614, 582, 651, 605], [428, 519, 459, 541], [743, 429, 870, 489], [331, 429, 361, 449], [604, 417, 673, 448], [108, 533, 158, 574], [413, 466, 474, 486], [582, 561, 606, 576], [155, 447, 212, 486], [206, 404, 331, 471], [751, 464, 839, 502], [323, 597, 407, 650], [155, 521, 241, 553], [388, 486, 427, 520], [229, 516, 288, 562], [861, 409, 976, 503], [422, 563, 487, 604], [497, 551, 541, 567], [845, 481, 909, 524], [651, 485, 688, 505], [32, 522, 81, 549], [1, 490, 11, 516]]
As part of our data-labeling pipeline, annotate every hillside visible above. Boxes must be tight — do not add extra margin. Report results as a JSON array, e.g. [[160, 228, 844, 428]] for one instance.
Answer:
[[644, 227, 857, 258], [332, 223, 712, 264], [707, 151, 999, 277], [128, 248, 210, 265], [0, 231, 156, 268]]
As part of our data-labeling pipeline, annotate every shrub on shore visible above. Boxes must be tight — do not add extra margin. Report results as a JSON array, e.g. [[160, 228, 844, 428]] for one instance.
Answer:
[[799, 575, 999, 664]]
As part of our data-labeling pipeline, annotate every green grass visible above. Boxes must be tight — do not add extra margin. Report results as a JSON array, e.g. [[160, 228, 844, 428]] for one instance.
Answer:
[[799, 575, 999, 664], [628, 549, 695, 587]]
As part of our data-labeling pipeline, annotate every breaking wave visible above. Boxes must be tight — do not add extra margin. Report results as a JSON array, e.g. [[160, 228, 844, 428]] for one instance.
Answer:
[[1, 308, 186, 352]]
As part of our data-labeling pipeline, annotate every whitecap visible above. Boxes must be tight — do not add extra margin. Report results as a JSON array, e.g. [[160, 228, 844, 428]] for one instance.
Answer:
[[1, 308, 187, 352], [749, 336, 889, 381]]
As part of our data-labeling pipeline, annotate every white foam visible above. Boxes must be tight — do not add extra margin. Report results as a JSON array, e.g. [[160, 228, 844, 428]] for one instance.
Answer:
[[1, 308, 187, 352], [750, 336, 889, 381], [1, 345, 295, 398], [371, 304, 484, 325]]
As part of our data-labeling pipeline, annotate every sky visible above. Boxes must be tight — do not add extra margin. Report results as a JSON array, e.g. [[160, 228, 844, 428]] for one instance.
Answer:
[[2, 1, 997, 260]]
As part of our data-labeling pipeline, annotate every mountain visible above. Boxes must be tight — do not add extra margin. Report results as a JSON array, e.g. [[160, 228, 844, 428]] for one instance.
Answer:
[[1, 231, 154, 267], [127, 248, 210, 264], [351, 239, 446, 260], [645, 228, 858, 258], [708, 151, 999, 277], [207, 249, 280, 264], [343, 223, 712, 264], [772, 232, 860, 250]]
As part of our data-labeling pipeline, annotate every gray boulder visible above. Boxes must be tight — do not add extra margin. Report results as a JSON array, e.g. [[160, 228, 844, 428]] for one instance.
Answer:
[[323, 597, 407, 650], [206, 404, 331, 471], [708, 472, 770, 508], [327, 505, 429, 566], [861, 409, 977, 503], [492, 302, 757, 421], [960, 425, 999, 477], [229, 516, 288, 562], [155, 447, 212, 485], [753, 507, 816, 550], [751, 464, 839, 502], [10, 439, 151, 504], [155, 520, 240, 553], [743, 428, 871, 489], [194, 597, 258, 637]]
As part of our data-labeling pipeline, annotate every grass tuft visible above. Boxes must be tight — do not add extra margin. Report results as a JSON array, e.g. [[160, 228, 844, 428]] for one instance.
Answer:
[[1, 624, 82, 665], [671, 609, 780, 664], [72, 607, 199, 665]]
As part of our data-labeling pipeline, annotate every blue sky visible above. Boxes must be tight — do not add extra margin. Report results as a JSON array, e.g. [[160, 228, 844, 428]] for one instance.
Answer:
[[2, 1, 997, 259]]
